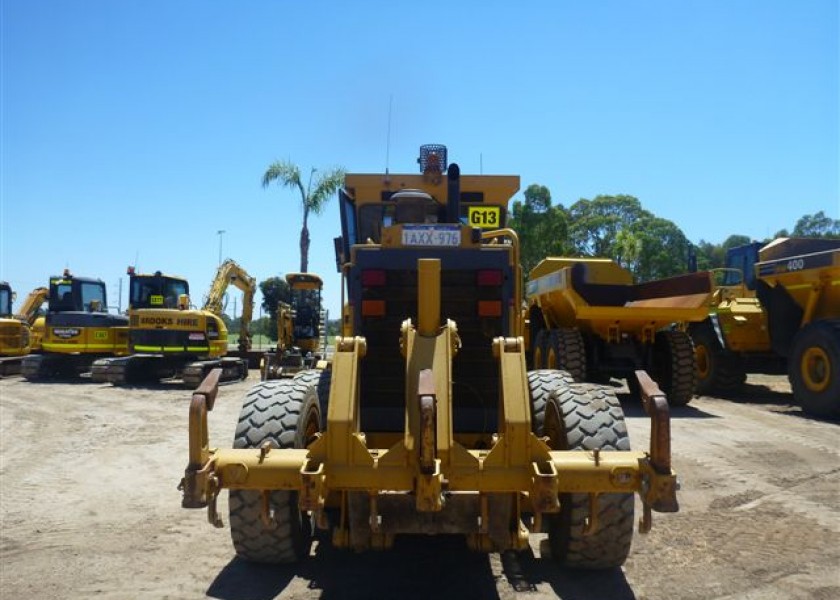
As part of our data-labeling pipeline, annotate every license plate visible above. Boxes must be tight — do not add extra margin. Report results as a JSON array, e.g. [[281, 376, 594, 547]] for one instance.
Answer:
[[401, 225, 461, 247]]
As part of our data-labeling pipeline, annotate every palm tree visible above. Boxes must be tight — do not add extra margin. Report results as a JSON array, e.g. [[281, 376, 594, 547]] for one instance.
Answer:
[[262, 161, 345, 273]]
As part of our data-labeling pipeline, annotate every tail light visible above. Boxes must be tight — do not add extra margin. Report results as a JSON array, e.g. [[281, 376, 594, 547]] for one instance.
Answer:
[[362, 270, 387, 286], [477, 270, 503, 286]]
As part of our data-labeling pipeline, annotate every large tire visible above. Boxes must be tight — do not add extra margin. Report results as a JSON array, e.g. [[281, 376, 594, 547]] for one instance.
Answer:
[[541, 383, 634, 569], [691, 325, 746, 395], [292, 369, 332, 429], [788, 319, 840, 419], [652, 330, 696, 407], [228, 379, 322, 563], [533, 329, 550, 370], [527, 369, 574, 433], [547, 329, 587, 382]]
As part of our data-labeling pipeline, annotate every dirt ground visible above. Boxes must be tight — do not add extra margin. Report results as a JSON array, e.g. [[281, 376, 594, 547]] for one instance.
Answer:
[[1, 371, 838, 600]]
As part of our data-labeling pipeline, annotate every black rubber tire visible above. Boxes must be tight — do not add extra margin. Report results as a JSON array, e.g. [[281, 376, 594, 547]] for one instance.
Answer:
[[548, 329, 587, 382], [652, 330, 696, 407], [527, 369, 575, 433], [533, 329, 550, 370], [788, 319, 840, 420], [228, 378, 322, 563], [292, 369, 332, 429], [691, 325, 746, 395], [541, 383, 634, 569]]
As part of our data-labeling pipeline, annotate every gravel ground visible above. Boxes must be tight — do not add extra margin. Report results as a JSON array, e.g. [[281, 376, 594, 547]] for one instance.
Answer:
[[1, 372, 837, 600]]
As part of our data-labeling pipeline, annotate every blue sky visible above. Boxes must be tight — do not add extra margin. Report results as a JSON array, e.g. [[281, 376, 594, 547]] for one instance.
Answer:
[[1, 1, 837, 319]]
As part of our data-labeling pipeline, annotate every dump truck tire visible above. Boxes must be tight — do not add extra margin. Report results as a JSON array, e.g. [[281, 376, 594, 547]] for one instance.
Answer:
[[653, 330, 696, 407], [548, 329, 586, 382], [788, 319, 840, 419], [527, 369, 574, 433], [541, 383, 634, 569], [229, 379, 322, 563], [533, 329, 550, 369], [692, 325, 746, 395]]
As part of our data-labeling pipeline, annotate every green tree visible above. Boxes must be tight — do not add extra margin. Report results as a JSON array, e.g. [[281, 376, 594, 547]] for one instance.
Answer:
[[259, 276, 290, 342], [631, 216, 692, 280], [508, 184, 572, 275], [792, 211, 840, 238], [722, 234, 752, 252], [262, 161, 345, 272], [567, 195, 648, 257]]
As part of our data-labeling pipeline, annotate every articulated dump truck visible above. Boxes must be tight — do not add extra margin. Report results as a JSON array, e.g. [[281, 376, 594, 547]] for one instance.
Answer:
[[526, 258, 713, 406], [690, 238, 840, 418], [180, 146, 679, 569]]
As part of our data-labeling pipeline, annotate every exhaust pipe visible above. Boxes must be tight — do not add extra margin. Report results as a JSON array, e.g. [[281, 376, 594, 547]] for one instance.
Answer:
[[447, 163, 461, 224]]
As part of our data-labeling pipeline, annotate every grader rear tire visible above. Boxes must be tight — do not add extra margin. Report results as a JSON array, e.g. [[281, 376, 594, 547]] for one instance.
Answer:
[[541, 383, 634, 569], [293, 369, 332, 429], [527, 369, 574, 433], [228, 379, 322, 563], [789, 319, 840, 419]]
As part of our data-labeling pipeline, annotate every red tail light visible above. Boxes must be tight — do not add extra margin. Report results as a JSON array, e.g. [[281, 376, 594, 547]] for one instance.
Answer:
[[362, 269, 387, 286], [477, 270, 503, 286]]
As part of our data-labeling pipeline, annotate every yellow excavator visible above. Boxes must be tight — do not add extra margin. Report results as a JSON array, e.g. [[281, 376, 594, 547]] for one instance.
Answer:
[[22, 271, 129, 380], [261, 272, 327, 379], [91, 259, 255, 387], [0, 281, 32, 375], [16, 286, 49, 352]]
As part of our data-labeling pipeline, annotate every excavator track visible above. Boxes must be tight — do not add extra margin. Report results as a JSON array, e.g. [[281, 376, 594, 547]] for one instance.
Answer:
[[181, 356, 248, 388]]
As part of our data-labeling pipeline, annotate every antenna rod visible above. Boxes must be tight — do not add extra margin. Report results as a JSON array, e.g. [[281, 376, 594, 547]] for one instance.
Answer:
[[385, 94, 393, 174]]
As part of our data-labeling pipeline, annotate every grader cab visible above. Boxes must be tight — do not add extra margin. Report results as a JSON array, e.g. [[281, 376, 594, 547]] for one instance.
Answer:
[[181, 146, 679, 569]]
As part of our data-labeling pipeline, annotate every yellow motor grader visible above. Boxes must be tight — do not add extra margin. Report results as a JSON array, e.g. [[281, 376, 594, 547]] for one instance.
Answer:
[[180, 146, 679, 569], [261, 272, 327, 380]]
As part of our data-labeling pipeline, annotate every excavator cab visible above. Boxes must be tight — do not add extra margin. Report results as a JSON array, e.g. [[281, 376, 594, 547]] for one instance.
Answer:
[[48, 271, 108, 314], [128, 268, 190, 310], [0, 283, 12, 317]]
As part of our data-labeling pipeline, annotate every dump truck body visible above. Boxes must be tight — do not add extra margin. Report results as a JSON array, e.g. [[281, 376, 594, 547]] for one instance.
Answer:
[[526, 257, 713, 406], [181, 146, 679, 570]]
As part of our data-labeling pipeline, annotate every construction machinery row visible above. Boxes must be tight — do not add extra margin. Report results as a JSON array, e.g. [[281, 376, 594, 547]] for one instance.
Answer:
[[6, 260, 330, 387]]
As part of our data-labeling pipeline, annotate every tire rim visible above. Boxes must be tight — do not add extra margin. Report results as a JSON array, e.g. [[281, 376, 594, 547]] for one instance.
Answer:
[[695, 344, 711, 379], [801, 347, 830, 393], [304, 411, 321, 446]]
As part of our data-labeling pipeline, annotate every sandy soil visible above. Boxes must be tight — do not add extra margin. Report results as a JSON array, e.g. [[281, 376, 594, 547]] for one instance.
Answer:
[[1, 372, 838, 600]]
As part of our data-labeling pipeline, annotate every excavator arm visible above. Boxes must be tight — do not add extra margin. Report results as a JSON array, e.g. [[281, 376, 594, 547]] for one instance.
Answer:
[[15, 287, 49, 325], [203, 259, 257, 353]]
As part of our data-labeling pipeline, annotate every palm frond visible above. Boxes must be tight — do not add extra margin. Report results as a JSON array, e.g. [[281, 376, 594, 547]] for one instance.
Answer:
[[262, 160, 303, 191], [306, 167, 346, 215]]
